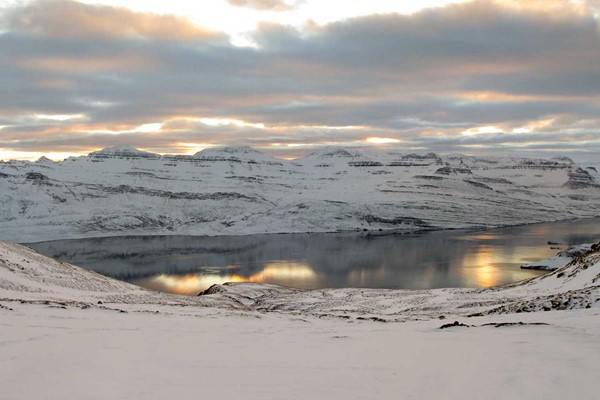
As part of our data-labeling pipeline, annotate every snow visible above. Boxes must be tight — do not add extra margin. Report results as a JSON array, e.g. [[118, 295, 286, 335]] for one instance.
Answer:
[[521, 243, 593, 271], [1, 241, 599, 399], [1, 144, 599, 398], [0, 146, 598, 242], [2, 303, 598, 400]]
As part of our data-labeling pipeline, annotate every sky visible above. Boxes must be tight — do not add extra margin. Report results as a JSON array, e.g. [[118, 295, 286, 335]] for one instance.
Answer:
[[0, 0, 599, 161]]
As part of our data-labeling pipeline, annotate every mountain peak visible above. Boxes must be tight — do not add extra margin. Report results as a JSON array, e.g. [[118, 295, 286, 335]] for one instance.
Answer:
[[35, 156, 55, 164], [194, 146, 262, 157], [88, 145, 159, 159], [304, 147, 358, 159], [192, 146, 281, 164]]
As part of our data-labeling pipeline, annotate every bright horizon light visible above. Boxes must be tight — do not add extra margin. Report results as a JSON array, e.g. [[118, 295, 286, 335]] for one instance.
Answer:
[[73, 0, 471, 45]]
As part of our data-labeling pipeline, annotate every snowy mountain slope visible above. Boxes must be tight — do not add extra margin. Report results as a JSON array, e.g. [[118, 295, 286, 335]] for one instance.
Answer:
[[0, 146, 598, 242], [1, 242, 599, 400], [2, 240, 598, 320], [0, 241, 249, 310]]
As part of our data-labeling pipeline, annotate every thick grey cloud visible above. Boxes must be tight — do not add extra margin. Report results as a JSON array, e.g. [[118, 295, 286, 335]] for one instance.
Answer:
[[0, 0, 599, 160]]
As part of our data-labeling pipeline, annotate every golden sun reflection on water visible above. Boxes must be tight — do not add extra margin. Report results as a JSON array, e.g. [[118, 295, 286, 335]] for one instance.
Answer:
[[346, 266, 387, 287], [460, 245, 501, 287], [134, 261, 320, 295], [246, 262, 320, 288], [459, 233, 502, 241], [474, 265, 497, 287], [459, 244, 552, 287]]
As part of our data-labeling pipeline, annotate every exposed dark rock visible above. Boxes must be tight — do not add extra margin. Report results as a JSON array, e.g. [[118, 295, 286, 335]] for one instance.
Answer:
[[439, 321, 470, 329], [518, 159, 570, 170], [356, 316, 387, 323], [550, 156, 574, 164], [124, 172, 157, 178], [161, 155, 194, 163], [198, 284, 227, 296], [348, 161, 384, 167], [473, 177, 513, 185], [316, 149, 353, 158], [565, 167, 598, 189], [25, 172, 49, 181], [402, 152, 441, 161], [435, 166, 472, 175], [226, 176, 264, 183], [414, 175, 444, 180], [386, 162, 430, 167], [487, 321, 547, 327], [93, 184, 260, 202], [360, 215, 429, 227]]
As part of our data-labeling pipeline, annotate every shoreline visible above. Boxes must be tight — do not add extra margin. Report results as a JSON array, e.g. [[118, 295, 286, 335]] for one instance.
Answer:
[[15, 215, 600, 245]]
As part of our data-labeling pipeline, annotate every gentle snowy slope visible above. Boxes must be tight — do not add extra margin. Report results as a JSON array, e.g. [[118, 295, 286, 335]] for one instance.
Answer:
[[1, 146, 598, 242], [0, 241, 250, 310], [0, 242, 599, 399], [2, 241, 598, 318]]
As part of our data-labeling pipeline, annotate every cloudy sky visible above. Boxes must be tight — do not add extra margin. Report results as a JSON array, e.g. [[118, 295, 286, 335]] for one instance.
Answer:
[[0, 0, 599, 160]]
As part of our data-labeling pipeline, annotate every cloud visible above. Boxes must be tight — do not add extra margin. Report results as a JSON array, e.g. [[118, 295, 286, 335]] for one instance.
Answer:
[[0, 0, 599, 160], [227, 0, 301, 12], [3, 0, 227, 42]]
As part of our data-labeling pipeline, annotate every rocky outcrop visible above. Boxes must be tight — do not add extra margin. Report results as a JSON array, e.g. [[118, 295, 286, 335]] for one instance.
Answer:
[[565, 167, 598, 189], [25, 172, 49, 181], [435, 166, 472, 175]]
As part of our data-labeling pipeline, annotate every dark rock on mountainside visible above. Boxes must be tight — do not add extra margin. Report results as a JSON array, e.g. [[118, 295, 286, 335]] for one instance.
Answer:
[[198, 284, 228, 296], [565, 168, 598, 189], [360, 215, 429, 227], [435, 166, 473, 175], [25, 172, 49, 181], [348, 161, 384, 167]]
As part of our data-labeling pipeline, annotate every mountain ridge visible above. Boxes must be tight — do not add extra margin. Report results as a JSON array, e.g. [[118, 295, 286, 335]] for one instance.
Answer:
[[0, 146, 598, 242]]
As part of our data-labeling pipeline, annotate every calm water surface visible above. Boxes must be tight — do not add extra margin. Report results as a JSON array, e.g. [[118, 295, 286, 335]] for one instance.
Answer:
[[28, 218, 600, 295]]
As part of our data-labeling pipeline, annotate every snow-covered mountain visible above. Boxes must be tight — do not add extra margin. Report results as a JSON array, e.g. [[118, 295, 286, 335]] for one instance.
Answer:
[[0, 145, 598, 242]]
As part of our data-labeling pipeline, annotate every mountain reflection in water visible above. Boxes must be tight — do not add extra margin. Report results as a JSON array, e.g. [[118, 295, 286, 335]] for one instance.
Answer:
[[28, 218, 600, 295]]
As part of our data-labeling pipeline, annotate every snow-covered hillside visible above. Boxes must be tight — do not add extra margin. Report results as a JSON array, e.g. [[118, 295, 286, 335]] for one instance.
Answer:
[[1, 146, 599, 242], [1, 242, 599, 399], [2, 239, 598, 320]]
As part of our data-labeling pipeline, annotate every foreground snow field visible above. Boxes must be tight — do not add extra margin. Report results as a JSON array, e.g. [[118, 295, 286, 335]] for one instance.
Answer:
[[1, 146, 598, 242], [1, 241, 599, 399]]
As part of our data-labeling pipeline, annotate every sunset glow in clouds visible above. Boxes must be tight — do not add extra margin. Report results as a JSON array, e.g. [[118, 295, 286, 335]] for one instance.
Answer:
[[0, 0, 599, 160]]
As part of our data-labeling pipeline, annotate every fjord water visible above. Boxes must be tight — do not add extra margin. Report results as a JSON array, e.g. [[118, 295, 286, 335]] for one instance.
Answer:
[[28, 218, 600, 295]]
